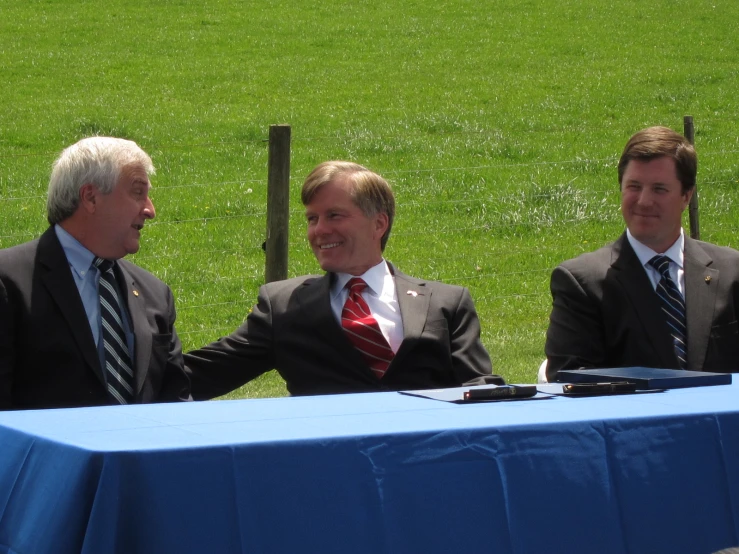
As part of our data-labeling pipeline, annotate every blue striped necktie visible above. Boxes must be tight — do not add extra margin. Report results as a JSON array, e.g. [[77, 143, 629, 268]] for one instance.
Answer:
[[648, 255, 687, 370], [94, 257, 135, 404]]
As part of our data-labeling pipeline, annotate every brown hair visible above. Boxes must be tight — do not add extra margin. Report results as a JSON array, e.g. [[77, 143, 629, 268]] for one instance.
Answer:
[[301, 161, 395, 251], [618, 126, 697, 193]]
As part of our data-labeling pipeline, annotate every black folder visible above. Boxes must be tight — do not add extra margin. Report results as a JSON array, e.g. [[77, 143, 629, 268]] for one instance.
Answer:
[[557, 367, 733, 390]]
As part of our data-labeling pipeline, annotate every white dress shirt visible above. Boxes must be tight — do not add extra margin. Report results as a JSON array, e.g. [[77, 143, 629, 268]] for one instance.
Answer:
[[330, 260, 404, 353], [626, 228, 686, 297]]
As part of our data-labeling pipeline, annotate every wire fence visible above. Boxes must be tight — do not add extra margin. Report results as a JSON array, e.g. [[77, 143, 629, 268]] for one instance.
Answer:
[[2, 129, 738, 322]]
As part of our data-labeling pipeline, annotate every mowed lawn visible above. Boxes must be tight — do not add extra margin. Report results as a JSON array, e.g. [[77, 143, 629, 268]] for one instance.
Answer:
[[1, 0, 738, 397]]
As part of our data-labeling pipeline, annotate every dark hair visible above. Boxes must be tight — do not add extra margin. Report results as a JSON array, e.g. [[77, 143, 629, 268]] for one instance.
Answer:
[[618, 126, 697, 193]]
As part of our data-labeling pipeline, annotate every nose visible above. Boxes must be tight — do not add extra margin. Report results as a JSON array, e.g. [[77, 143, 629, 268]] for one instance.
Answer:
[[143, 196, 156, 220], [636, 189, 653, 207]]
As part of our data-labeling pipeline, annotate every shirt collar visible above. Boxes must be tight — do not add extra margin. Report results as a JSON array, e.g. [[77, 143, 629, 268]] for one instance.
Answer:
[[54, 224, 97, 278], [331, 259, 392, 300], [626, 227, 685, 269]]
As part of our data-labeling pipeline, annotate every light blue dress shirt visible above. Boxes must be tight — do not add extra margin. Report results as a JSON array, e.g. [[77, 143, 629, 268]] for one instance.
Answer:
[[54, 225, 135, 375]]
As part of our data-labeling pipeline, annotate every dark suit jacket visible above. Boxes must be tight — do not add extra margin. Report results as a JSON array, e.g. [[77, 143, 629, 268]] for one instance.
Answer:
[[545, 232, 739, 381], [185, 265, 498, 398], [0, 227, 191, 409]]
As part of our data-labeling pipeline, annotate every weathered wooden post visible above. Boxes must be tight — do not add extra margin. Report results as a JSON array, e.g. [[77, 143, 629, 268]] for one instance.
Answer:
[[684, 115, 699, 240], [265, 124, 291, 283]]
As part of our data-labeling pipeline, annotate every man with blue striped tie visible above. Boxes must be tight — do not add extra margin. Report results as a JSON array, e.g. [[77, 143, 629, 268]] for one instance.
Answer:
[[0, 137, 191, 409], [545, 126, 739, 382]]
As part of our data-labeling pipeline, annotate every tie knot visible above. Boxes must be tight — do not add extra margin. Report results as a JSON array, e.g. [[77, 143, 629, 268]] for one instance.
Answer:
[[94, 257, 114, 273], [648, 255, 672, 276], [346, 277, 368, 294]]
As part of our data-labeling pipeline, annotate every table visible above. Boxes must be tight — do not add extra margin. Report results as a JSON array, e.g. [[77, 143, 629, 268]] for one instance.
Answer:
[[1, 383, 738, 554]]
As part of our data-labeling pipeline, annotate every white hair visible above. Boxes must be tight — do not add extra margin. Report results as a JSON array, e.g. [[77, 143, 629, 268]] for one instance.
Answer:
[[47, 136, 154, 224]]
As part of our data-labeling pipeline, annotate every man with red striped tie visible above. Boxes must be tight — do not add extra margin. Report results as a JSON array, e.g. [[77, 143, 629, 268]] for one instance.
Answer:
[[186, 161, 501, 397]]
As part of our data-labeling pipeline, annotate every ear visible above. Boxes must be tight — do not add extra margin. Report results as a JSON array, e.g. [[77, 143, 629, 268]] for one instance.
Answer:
[[79, 183, 98, 214], [682, 187, 695, 210], [374, 212, 389, 239]]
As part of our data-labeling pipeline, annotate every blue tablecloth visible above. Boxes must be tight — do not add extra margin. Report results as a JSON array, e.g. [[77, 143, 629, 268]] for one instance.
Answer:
[[1, 383, 738, 553]]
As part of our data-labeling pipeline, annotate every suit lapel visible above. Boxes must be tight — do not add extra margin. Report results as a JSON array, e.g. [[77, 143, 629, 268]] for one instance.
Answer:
[[394, 273, 429, 342], [117, 263, 150, 398], [610, 234, 677, 367], [390, 266, 430, 366], [683, 238, 716, 369], [37, 228, 105, 386], [296, 274, 366, 367], [296, 266, 431, 377]]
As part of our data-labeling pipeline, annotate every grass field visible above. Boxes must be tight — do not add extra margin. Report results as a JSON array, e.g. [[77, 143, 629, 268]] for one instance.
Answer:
[[2, 0, 738, 398]]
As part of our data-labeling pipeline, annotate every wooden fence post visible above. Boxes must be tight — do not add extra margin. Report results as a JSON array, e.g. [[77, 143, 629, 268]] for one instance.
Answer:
[[684, 115, 700, 240], [265, 124, 291, 283]]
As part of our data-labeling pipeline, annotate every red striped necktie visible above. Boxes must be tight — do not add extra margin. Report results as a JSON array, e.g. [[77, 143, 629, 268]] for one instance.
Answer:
[[341, 278, 394, 378]]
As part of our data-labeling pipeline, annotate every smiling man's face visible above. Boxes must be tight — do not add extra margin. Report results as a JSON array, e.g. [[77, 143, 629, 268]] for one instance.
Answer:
[[305, 176, 388, 276], [620, 156, 693, 253]]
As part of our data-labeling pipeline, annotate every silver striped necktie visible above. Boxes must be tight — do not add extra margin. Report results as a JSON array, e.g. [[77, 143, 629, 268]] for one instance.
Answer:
[[94, 257, 135, 404], [648, 255, 687, 370]]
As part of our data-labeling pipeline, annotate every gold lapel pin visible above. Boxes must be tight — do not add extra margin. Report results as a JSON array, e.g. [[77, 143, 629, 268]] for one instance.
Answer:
[[407, 290, 418, 297], [133, 290, 140, 297], [704, 276, 711, 284]]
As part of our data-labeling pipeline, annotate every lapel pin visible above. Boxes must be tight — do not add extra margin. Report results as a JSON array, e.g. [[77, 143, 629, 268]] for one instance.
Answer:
[[704, 276, 711, 284], [133, 290, 140, 297], [407, 290, 418, 297]]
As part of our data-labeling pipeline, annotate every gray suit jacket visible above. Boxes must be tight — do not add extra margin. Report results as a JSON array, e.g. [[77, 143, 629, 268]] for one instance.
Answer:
[[545, 232, 739, 381], [186, 265, 498, 397], [0, 227, 191, 409]]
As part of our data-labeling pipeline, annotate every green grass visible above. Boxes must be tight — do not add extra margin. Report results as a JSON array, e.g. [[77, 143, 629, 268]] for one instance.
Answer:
[[2, 0, 739, 398]]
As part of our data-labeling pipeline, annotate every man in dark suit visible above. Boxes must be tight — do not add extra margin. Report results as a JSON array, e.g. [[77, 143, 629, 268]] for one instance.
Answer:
[[0, 137, 191, 409], [545, 126, 739, 381], [186, 161, 500, 398]]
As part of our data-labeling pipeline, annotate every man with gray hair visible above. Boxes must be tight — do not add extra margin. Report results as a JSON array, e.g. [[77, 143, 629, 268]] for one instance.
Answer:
[[0, 136, 191, 409]]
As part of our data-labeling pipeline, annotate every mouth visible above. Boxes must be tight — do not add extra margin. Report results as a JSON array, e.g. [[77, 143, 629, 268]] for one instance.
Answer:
[[132, 224, 144, 231], [318, 242, 341, 250]]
